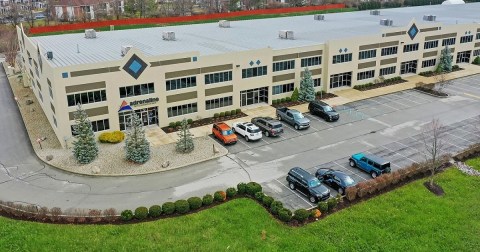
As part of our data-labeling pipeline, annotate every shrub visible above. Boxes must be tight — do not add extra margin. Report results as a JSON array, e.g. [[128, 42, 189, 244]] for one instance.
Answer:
[[245, 182, 262, 196], [391, 170, 401, 185], [327, 198, 338, 212], [175, 200, 190, 214], [291, 87, 299, 101], [272, 99, 278, 104], [254, 192, 265, 201], [231, 110, 237, 116], [316, 91, 323, 96], [148, 205, 162, 218], [317, 201, 328, 213], [262, 196, 274, 207], [310, 209, 321, 219], [285, 97, 291, 102], [98, 131, 125, 143], [473, 56, 480, 65], [225, 111, 231, 116], [237, 182, 247, 195], [175, 121, 182, 127], [219, 112, 225, 117], [270, 201, 283, 215], [452, 65, 460, 70], [278, 208, 293, 222], [280, 98, 286, 103], [226, 187, 237, 199], [162, 202, 175, 215], [187, 119, 193, 124], [187, 197, 203, 210], [134, 207, 148, 220], [214, 113, 219, 118], [345, 186, 358, 201], [213, 191, 226, 202], [202, 194, 214, 206], [120, 209, 134, 221], [236, 108, 241, 114], [293, 209, 310, 223], [103, 208, 118, 222]]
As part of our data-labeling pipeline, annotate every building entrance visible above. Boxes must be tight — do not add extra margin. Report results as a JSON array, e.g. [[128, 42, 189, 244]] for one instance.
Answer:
[[240, 87, 268, 106], [119, 106, 158, 130], [456, 51, 471, 63], [400, 60, 418, 74]]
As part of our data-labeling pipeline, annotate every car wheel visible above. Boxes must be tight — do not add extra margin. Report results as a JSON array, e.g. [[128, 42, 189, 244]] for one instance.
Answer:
[[338, 188, 344, 195], [289, 182, 295, 190], [349, 160, 356, 167], [265, 131, 270, 137], [294, 124, 299, 130], [245, 135, 249, 142], [371, 171, 378, 178], [309, 196, 317, 203]]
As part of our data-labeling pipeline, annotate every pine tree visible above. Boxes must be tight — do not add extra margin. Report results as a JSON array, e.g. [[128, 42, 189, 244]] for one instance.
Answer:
[[125, 112, 150, 163], [72, 104, 98, 164], [298, 67, 316, 102], [176, 118, 194, 153], [439, 45, 452, 72]]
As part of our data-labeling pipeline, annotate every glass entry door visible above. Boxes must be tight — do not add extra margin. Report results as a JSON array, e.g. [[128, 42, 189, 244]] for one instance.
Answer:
[[241, 87, 268, 106], [119, 106, 158, 130], [400, 60, 418, 74]]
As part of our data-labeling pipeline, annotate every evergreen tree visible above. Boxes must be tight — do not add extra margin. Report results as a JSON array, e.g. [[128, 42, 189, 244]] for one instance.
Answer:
[[298, 67, 316, 102], [176, 118, 194, 153], [290, 87, 299, 102], [125, 112, 150, 163], [72, 104, 98, 164], [439, 45, 452, 72]]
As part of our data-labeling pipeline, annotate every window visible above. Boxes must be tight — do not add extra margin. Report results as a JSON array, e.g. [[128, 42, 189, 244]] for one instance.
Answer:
[[358, 49, 376, 60], [71, 119, 110, 135], [474, 49, 480, 57], [313, 78, 321, 87], [381, 46, 398, 56], [52, 115, 57, 128], [477, 33, 480, 40], [48, 79, 53, 99], [357, 70, 375, 80], [272, 83, 294, 95], [242, 66, 267, 78], [424, 40, 438, 49], [329, 72, 352, 89], [166, 77, 196, 91], [205, 71, 232, 85], [67, 89, 107, 107], [379, 66, 396, 76], [332, 53, 352, 64], [460, 35, 473, 43], [38, 92, 43, 102], [205, 96, 233, 110], [119, 83, 154, 98], [167, 103, 198, 117], [301, 56, 322, 67], [273, 60, 295, 72], [422, 59, 436, 68], [403, 43, 419, 52], [456, 51, 471, 63], [442, 37, 456, 46]]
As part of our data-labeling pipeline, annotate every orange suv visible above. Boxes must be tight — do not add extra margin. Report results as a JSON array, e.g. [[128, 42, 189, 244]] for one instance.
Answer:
[[212, 122, 237, 145]]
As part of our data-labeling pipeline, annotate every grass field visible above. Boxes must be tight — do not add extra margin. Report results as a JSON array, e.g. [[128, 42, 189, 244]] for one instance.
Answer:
[[0, 165, 479, 251], [466, 157, 480, 171], [30, 8, 356, 37]]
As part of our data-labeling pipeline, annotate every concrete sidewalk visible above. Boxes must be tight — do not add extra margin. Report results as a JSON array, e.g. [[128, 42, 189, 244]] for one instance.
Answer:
[[147, 63, 480, 146]]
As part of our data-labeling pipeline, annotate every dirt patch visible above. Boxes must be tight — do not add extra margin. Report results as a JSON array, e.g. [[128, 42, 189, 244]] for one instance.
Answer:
[[161, 112, 248, 133], [271, 92, 338, 108], [414, 86, 449, 97], [353, 78, 407, 91], [423, 181, 445, 196]]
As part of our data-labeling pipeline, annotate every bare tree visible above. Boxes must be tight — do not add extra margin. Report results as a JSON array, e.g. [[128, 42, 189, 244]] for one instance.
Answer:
[[0, 26, 19, 67], [421, 118, 447, 187], [7, 3, 23, 28], [172, 0, 194, 16], [110, 0, 123, 19], [433, 71, 452, 93], [25, 1, 36, 28]]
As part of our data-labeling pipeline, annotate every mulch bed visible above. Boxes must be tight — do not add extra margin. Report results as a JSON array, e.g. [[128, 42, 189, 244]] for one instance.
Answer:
[[354, 79, 407, 91], [271, 93, 338, 108], [161, 112, 248, 133], [419, 67, 464, 77], [414, 86, 449, 97], [423, 181, 445, 196]]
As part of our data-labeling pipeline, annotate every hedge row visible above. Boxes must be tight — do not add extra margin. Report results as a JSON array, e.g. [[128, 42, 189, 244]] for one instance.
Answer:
[[168, 119, 194, 128], [353, 76, 403, 90], [214, 108, 242, 118]]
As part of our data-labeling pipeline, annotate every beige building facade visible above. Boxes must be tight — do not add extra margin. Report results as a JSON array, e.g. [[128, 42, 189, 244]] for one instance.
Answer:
[[16, 5, 480, 148]]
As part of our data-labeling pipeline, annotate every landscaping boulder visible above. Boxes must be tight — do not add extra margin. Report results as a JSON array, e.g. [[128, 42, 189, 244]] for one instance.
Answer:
[[161, 161, 170, 168], [26, 99, 33, 105], [46, 155, 53, 161], [91, 166, 100, 174]]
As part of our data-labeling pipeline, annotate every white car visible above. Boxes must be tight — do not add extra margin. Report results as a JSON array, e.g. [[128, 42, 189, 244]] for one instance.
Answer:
[[232, 122, 262, 141]]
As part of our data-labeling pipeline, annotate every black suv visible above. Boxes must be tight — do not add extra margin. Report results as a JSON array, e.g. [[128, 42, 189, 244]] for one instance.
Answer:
[[308, 100, 339, 122], [286, 167, 330, 203], [251, 117, 284, 137]]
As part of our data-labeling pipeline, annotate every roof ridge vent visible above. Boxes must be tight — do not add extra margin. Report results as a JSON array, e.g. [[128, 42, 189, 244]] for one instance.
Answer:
[[219, 20, 230, 28], [314, 14, 325, 21], [380, 19, 393, 26], [370, 10, 380, 16], [423, 15, 436, 22], [162, 31, 176, 41], [279, 30, 294, 40], [121, 45, 133, 56], [85, 29, 96, 39]]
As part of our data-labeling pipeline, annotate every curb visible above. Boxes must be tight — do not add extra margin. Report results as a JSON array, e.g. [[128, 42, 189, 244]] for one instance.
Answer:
[[413, 88, 449, 98]]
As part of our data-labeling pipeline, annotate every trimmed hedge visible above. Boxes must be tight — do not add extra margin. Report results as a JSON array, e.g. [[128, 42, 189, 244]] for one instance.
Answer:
[[226, 187, 237, 199], [187, 119, 193, 124], [270, 201, 283, 215], [213, 191, 226, 202], [254, 192, 265, 201], [148, 205, 162, 218], [187, 197, 203, 210], [278, 208, 292, 222], [98, 131, 125, 143], [202, 194, 214, 206], [310, 209, 321, 219], [120, 210, 133, 221], [245, 182, 262, 196], [162, 202, 175, 215], [318, 201, 328, 213], [237, 182, 247, 195], [327, 198, 338, 212], [175, 200, 190, 214], [134, 207, 148, 220], [262, 196, 274, 207], [293, 209, 310, 223]]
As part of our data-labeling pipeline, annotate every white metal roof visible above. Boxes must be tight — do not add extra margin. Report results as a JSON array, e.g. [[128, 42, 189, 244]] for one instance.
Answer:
[[29, 3, 480, 68]]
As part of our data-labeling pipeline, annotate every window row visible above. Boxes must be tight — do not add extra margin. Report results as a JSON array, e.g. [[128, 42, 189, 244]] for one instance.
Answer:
[[403, 43, 419, 53], [301, 56, 322, 67], [272, 83, 294, 95], [48, 79, 53, 99], [167, 102, 198, 118], [422, 59, 436, 68], [379, 66, 396, 76], [205, 71, 232, 85], [205, 96, 233, 110], [332, 53, 352, 64], [273, 60, 295, 72], [166, 76, 197, 91], [119, 83, 154, 98], [357, 70, 375, 81], [330, 72, 352, 89], [460, 35, 473, 44], [474, 49, 480, 57], [67, 90, 107, 107], [358, 49, 376, 60], [381, 46, 398, 56], [242, 66, 267, 78], [424, 40, 438, 49], [71, 119, 110, 135], [442, 38, 456, 46], [477, 33, 480, 40]]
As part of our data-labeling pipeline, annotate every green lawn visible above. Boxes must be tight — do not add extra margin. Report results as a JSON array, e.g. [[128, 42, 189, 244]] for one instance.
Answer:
[[0, 168, 479, 251], [466, 157, 480, 171]]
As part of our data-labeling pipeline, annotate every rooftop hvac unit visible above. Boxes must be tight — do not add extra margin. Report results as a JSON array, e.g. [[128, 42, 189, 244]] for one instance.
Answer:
[[84, 29, 96, 39], [314, 14, 325, 21], [279, 30, 294, 40], [162, 31, 175, 41], [121, 45, 133, 56], [423, 15, 436, 21], [380, 19, 393, 26], [370, 10, 380, 16], [46, 51, 53, 60], [219, 20, 230, 28]]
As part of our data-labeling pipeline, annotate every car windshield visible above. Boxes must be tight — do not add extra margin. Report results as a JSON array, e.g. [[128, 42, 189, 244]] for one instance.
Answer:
[[251, 128, 261, 133], [222, 130, 233, 136], [308, 178, 321, 188], [293, 113, 304, 119], [343, 177, 355, 186], [272, 124, 282, 129], [324, 106, 334, 112]]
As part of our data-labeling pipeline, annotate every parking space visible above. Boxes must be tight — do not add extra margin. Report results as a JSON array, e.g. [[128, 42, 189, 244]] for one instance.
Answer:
[[444, 76, 480, 97]]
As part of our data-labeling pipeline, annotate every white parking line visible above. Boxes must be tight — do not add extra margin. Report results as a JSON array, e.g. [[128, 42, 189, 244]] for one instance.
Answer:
[[333, 161, 348, 170], [446, 84, 480, 93], [283, 123, 304, 135], [407, 91, 437, 102], [445, 131, 475, 144], [235, 138, 251, 149], [260, 138, 270, 145], [305, 114, 334, 128], [377, 96, 412, 108], [381, 145, 419, 164], [456, 125, 480, 138], [395, 140, 423, 153], [274, 179, 314, 208], [452, 83, 480, 92], [389, 93, 423, 105], [368, 98, 399, 111]]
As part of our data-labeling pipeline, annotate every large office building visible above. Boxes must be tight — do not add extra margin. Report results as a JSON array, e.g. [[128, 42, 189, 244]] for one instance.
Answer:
[[17, 3, 480, 147]]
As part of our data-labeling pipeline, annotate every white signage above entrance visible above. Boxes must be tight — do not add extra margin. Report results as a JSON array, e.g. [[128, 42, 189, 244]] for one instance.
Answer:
[[130, 97, 160, 106]]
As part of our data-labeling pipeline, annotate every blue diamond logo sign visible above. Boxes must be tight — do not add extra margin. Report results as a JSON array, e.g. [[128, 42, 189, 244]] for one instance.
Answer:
[[338, 49, 342, 53], [344, 48, 348, 52], [123, 54, 147, 79], [249, 61, 254, 66], [256, 60, 261, 65], [407, 24, 418, 40]]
